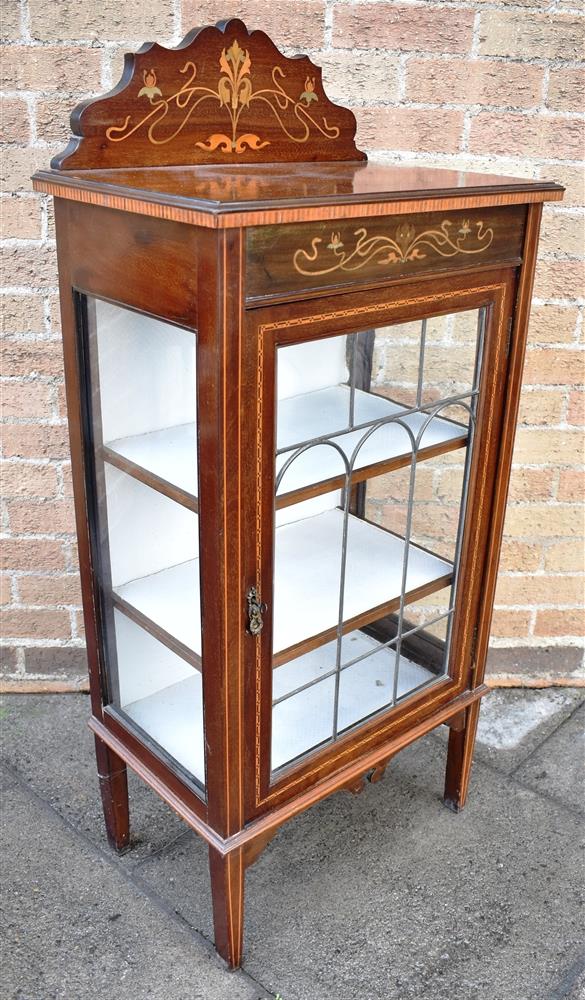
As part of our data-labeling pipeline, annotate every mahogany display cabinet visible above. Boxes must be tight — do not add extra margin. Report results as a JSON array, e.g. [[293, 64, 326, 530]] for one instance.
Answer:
[[33, 18, 564, 968]]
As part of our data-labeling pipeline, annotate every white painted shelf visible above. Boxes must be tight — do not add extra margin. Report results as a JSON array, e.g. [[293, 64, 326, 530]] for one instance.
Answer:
[[272, 632, 436, 771], [103, 385, 466, 501], [124, 674, 205, 783], [123, 632, 436, 779], [273, 509, 451, 656], [114, 508, 451, 663], [276, 385, 466, 496], [115, 558, 203, 657], [107, 421, 198, 494]]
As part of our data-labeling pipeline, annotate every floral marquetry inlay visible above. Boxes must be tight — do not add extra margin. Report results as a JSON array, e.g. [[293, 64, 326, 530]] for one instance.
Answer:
[[106, 39, 339, 154], [51, 19, 365, 169], [293, 219, 495, 276]]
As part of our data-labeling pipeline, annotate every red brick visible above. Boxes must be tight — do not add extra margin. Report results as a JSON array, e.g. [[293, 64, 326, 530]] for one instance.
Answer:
[[45, 198, 55, 239], [540, 211, 584, 259], [545, 541, 585, 573], [56, 383, 68, 419], [68, 542, 79, 573], [522, 349, 584, 388], [490, 608, 532, 639], [499, 539, 542, 573], [1, 382, 52, 419], [182, 1, 326, 48], [1, 538, 66, 572], [508, 468, 555, 502], [334, 4, 475, 54], [1, 294, 45, 334], [0, 574, 12, 605], [1, 3, 21, 39], [1, 339, 64, 377], [518, 390, 564, 426], [534, 609, 584, 637], [528, 304, 578, 344], [405, 58, 543, 109], [74, 612, 85, 641], [356, 107, 463, 153], [479, 12, 583, 61], [469, 112, 583, 159], [533, 260, 584, 301], [504, 503, 583, 538], [513, 429, 583, 467], [48, 295, 61, 334], [22, 645, 87, 677], [495, 573, 583, 605], [28, 0, 174, 41], [546, 166, 584, 210], [1, 424, 70, 461], [547, 68, 585, 113], [1, 146, 59, 193], [17, 573, 81, 606], [318, 50, 400, 104], [1, 196, 43, 239], [0, 45, 103, 92], [1, 244, 58, 289], [558, 469, 585, 502], [61, 463, 74, 499], [35, 95, 86, 144], [0, 97, 30, 143], [1, 461, 59, 498], [567, 390, 584, 426], [0, 607, 71, 639], [7, 499, 76, 534]]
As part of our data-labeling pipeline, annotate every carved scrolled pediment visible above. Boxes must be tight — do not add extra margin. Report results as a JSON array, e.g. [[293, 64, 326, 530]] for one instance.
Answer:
[[53, 19, 365, 170]]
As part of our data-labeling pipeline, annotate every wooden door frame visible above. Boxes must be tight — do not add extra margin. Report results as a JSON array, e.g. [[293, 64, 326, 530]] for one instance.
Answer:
[[243, 265, 517, 819], [53, 194, 542, 853]]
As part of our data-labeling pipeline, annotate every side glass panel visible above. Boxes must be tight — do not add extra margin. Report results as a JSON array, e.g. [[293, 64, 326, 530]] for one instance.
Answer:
[[271, 308, 485, 775], [81, 297, 205, 792]]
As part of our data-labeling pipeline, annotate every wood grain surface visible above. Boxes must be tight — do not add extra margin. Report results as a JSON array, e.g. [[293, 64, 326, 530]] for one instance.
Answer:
[[51, 18, 364, 170]]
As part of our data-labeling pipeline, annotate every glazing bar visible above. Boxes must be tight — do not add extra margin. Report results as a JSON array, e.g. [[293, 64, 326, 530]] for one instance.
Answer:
[[443, 307, 486, 669], [390, 445, 419, 707], [271, 611, 454, 708], [331, 470, 353, 739], [275, 389, 477, 458], [416, 318, 427, 408], [348, 333, 357, 430]]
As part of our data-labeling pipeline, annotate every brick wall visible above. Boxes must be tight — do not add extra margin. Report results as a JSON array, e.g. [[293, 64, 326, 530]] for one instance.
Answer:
[[1, 0, 583, 689]]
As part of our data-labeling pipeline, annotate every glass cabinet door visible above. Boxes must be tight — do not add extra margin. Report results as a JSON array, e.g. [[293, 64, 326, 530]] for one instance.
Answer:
[[269, 307, 486, 776], [80, 296, 206, 793]]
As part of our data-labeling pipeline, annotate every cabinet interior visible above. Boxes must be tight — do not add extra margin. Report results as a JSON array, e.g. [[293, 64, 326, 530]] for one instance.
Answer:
[[88, 298, 484, 783], [33, 14, 560, 966]]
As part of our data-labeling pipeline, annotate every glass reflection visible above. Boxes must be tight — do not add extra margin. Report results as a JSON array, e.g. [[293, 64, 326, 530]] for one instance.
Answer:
[[271, 310, 486, 773]]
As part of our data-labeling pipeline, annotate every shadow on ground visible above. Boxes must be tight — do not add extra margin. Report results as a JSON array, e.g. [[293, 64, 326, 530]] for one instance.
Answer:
[[1, 688, 583, 1000]]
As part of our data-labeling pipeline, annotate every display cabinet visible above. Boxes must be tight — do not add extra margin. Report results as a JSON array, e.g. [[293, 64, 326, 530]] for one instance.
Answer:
[[33, 19, 563, 968]]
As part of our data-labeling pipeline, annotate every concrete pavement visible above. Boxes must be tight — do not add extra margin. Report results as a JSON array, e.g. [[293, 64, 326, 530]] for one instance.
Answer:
[[1, 689, 583, 1000]]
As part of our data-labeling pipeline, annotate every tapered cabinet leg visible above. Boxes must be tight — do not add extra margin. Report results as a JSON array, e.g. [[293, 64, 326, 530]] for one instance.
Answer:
[[94, 735, 130, 852], [209, 845, 245, 969], [443, 699, 481, 813]]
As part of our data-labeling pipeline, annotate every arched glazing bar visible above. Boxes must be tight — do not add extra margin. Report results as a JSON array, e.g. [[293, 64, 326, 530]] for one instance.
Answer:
[[387, 398, 477, 714], [274, 387, 475, 463], [275, 437, 350, 496], [271, 308, 487, 769]]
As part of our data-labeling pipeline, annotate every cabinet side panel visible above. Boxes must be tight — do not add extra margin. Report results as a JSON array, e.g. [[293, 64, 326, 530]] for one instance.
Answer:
[[53, 198, 208, 820], [54, 199, 104, 719], [55, 200, 199, 328]]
